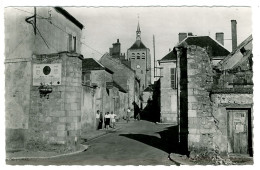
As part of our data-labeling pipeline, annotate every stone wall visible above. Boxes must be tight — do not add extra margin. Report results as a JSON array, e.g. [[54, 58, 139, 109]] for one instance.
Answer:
[[81, 86, 95, 132], [184, 45, 216, 153], [5, 60, 31, 150], [29, 52, 82, 150], [5, 7, 83, 151], [210, 93, 253, 154], [118, 91, 128, 120], [142, 91, 152, 109]]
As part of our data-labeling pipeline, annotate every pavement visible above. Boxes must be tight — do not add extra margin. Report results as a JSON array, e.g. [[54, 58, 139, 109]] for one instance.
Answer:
[[6, 120, 176, 165], [6, 123, 122, 161], [6, 119, 253, 165], [168, 153, 253, 165]]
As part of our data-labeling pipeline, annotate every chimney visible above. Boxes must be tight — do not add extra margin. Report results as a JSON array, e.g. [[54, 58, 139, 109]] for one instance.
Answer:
[[117, 39, 119, 43], [179, 33, 187, 43], [216, 32, 224, 46], [188, 32, 193, 36], [231, 20, 237, 52], [169, 48, 171, 52]]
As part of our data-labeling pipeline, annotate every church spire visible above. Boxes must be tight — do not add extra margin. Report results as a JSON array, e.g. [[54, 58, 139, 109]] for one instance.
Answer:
[[136, 15, 141, 40]]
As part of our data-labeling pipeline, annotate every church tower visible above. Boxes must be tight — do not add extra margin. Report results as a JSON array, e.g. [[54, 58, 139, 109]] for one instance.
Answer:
[[127, 20, 151, 91]]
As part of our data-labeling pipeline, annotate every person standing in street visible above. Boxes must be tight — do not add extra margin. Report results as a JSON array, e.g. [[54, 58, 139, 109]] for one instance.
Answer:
[[105, 112, 110, 130], [110, 111, 116, 128], [99, 111, 103, 129], [96, 110, 100, 130], [126, 107, 131, 123]]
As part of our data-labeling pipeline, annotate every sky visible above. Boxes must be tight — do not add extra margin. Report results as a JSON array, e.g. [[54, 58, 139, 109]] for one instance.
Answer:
[[65, 7, 252, 62]]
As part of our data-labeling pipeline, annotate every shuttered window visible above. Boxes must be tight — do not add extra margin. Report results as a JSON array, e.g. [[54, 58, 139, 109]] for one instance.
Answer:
[[131, 53, 135, 59], [170, 68, 177, 89], [82, 72, 91, 86]]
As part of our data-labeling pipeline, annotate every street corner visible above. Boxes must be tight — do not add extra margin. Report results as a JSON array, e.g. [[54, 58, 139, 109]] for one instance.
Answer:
[[169, 153, 196, 165], [5, 144, 89, 161]]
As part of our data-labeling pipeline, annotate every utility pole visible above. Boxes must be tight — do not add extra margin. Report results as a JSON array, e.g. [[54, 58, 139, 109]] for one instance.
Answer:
[[153, 35, 156, 78], [153, 35, 162, 80], [34, 7, 36, 35]]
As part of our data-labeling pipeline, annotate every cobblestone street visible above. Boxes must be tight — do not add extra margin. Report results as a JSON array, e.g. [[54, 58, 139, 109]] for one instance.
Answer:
[[7, 120, 177, 165]]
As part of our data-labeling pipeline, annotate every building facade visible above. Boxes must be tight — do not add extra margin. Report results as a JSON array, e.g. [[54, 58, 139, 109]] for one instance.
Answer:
[[81, 58, 128, 131], [174, 33, 253, 156], [99, 53, 140, 114], [127, 22, 151, 91], [158, 49, 178, 123], [5, 7, 84, 151]]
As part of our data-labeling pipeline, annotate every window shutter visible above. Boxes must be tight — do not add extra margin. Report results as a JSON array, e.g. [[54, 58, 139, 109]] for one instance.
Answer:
[[170, 68, 177, 89], [68, 34, 72, 51]]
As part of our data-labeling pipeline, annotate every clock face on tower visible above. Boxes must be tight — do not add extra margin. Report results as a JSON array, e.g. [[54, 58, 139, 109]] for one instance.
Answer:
[[136, 65, 141, 69]]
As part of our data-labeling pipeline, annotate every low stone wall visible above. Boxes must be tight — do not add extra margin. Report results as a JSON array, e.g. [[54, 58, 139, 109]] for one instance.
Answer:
[[29, 52, 82, 150], [210, 93, 253, 153]]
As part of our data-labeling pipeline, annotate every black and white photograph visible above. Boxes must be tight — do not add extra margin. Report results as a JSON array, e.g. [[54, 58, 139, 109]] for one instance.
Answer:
[[2, 0, 259, 167]]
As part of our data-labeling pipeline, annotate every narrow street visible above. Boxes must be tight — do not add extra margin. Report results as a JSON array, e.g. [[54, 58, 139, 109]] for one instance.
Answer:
[[7, 120, 177, 165]]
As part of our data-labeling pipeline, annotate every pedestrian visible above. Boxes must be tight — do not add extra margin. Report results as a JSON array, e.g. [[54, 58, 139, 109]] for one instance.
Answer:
[[96, 110, 100, 130], [99, 111, 103, 129], [110, 111, 116, 128], [105, 112, 110, 130], [126, 107, 131, 123]]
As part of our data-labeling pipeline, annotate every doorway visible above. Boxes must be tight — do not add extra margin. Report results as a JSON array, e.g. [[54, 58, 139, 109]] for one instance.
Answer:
[[227, 108, 253, 156]]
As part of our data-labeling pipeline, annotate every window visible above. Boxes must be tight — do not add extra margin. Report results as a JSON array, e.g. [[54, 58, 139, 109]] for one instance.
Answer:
[[68, 34, 76, 52], [170, 68, 177, 89], [131, 53, 135, 59], [142, 53, 145, 59], [137, 53, 140, 59], [82, 72, 91, 86], [73, 36, 76, 52]]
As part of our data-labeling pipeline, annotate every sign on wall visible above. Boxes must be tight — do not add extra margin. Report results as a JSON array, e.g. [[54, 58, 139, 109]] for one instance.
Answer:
[[33, 64, 62, 86]]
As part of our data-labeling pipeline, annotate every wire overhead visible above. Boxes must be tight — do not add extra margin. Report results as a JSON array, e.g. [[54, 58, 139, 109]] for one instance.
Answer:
[[13, 7, 103, 56]]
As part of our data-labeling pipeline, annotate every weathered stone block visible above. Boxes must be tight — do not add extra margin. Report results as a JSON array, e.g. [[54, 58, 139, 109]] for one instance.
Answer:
[[59, 117, 67, 123], [57, 124, 66, 131], [188, 96, 197, 103], [71, 103, 78, 110], [188, 110, 197, 117], [68, 130, 77, 137], [50, 111, 65, 117], [57, 130, 67, 137], [45, 117, 52, 123], [189, 128, 199, 134], [188, 134, 200, 143]]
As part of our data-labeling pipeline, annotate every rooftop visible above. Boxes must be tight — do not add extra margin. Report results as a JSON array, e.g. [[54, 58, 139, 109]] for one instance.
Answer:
[[82, 58, 113, 74], [113, 81, 127, 93], [159, 48, 177, 62], [177, 36, 230, 57], [129, 40, 147, 50], [217, 35, 253, 70], [54, 7, 84, 30]]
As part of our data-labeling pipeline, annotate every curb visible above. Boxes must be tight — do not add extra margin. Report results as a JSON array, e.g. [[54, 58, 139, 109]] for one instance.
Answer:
[[6, 127, 122, 161], [155, 122, 178, 125], [6, 144, 89, 161], [169, 153, 196, 165], [85, 127, 122, 142]]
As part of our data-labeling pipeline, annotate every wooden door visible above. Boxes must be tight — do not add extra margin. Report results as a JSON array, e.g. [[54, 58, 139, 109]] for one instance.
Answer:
[[228, 109, 248, 154]]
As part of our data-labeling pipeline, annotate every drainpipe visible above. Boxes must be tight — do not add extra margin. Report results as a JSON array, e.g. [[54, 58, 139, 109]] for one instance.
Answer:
[[176, 47, 181, 143]]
